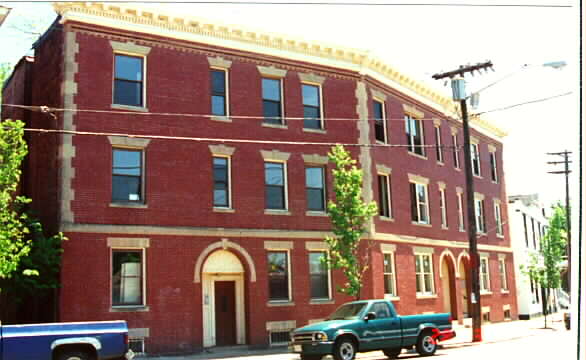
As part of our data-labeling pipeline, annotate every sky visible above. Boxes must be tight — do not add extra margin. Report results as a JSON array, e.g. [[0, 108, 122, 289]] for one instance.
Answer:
[[0, 0, 580, 213]]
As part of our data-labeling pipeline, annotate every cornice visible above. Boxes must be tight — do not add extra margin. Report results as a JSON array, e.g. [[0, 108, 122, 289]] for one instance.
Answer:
[[54, 2, 506, 139]]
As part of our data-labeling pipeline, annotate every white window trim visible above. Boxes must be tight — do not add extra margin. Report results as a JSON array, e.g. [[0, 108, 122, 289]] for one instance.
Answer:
[[499, 258, 508, 291], [480, 256, 491, 294], [434, 125, 444, 164], [110, 146, 147, 206], [490, 150, 499, 183], [457, 191, 465, 232], [212, 154, 233, 210], [111, 52, 148, 111], [374, 98, 388, 144], [494, 202, 503, 237], [452, 134, 460, 169], [301, 82, 325, 131], [378, 173, 392, 219], [308, 250, 332, 301], [266, 248, 293, 303], [406, 114, 426, 157], [411, 181, 430, 225], [475, 198, 486, 234], [383, 251, 398, 298], [471, 143, 482, 177], [439, 188, 448, 229], [415, 253, 435, 296], [306, 166, 327, 213], [264, 160, 289, 212], [110, 247, 147, 309], [210, 66, 230, 121], [261, 77, 286, 127]]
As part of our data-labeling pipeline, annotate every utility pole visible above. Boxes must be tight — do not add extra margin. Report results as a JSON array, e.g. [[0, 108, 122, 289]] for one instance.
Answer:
[[432, 61, 493, 343], [547, 150, 572, 293]]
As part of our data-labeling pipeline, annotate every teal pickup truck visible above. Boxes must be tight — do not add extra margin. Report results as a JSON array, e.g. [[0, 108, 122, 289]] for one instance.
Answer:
[[289, 300, 455, 360]]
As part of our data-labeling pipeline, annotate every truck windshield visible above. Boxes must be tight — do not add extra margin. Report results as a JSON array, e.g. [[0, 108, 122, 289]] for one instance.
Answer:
[[326, 303, 367, 320]]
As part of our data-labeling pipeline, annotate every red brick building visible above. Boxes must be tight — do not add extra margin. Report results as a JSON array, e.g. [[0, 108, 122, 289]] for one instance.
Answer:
[[3, 2, 517, 355]]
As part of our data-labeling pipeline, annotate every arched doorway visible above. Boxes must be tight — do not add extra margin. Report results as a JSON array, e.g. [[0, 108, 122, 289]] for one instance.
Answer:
[[440, 250, 458, 319], [201, 250, 246, 347], [457, 253, 471, 319]]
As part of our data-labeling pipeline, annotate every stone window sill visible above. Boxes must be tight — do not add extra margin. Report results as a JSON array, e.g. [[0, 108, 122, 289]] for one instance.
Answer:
[[501, 290, 510, 294], [480, 291, 493, 296], [379, 216, 395, 222], [211, 115, 232, 123], [416, 294, 438, 300], [110, 306, 149, 312], [265, 209, 291, 216], [213, 207, 235, 213], [306, 211, 327, 217], [111, 104, 149, 112], [262, 122, 288, 129], [303, 128, 326, 134], [384, 295, 400, 301], [310, 299, 334, 305], [110, 202, 148, 209], [408, 152, 428, 160], [412, 221, 432, 228], [267, 301, 295, 307]]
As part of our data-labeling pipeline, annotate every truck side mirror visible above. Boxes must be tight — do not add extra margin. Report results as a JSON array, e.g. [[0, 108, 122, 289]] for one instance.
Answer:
[[364, 312, 376, 321]]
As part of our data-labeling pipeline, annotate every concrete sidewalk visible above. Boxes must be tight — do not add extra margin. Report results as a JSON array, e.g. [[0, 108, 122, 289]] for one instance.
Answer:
[[143, 312, 567, 360]]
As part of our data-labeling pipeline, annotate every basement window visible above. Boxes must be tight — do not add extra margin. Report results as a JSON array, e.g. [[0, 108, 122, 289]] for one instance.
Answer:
[[129, 338, 145, 355], [269, 331, 291, 346]]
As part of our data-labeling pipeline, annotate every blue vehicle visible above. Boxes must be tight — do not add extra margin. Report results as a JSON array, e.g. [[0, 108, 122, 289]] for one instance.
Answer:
[[0, 320, 133, 360]]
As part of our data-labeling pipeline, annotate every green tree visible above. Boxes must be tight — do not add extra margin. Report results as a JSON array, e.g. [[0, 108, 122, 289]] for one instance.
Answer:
[[324, 145, 377, 299], [523, 202, 568, 328], [0, 119, 32, 280]]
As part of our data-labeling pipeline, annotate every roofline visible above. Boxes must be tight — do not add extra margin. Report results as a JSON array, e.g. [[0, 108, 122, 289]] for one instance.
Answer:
[[53, 2, 507, 138]]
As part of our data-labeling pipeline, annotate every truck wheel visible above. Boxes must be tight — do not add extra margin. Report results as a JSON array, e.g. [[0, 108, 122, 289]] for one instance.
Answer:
[[333, 337, 357, 360], [57, 350, 91, 360], [383, 347, 402, 359], [416, 331, 437, 356]]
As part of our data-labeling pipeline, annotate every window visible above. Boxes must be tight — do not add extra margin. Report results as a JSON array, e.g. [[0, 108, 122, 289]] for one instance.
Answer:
[[531, 218, 536, 248], [113, 54, 144, 107], [112, 149, 143, 202], [383, 253, 396, 297], [405, 114, 425, 156], [262, 78, 283, 124], [434, 125, 443, 163], [494, 202, 503, 236], [471, 143, 481, 176], [306, 167, 326, 212], [112, 249, 144, 306], [213, 156, 230, 208], [374, 100, 387, 143], [490, 150, 498, 182], [499, 258, 508, 291], [267, 251, 289, 301], [439, 188, 448, 228], [522, 213, 529, 247], [269, 331, 291, 346], [309, 252, 330, 299], [211, 69, 228, 116], [452, 134, 460, 169], [480, 257, 490, 292], [415, 253, 434, 295], [302, 84, 322, 129], [129, 338, 145, 355], [475, 198, 486, 233], [372, 302, 392, 318], [410, 182, 430, 224], [378, 174, 392, 218], [457, 192, 465, 231], [265, 162, 287, 210]]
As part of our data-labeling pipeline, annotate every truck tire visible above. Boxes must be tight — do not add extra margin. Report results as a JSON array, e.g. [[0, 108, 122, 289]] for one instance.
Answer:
[[383, 347, 402, 359], [57, 350, 92, 360], [416, 330, 437, 356], [333, 337, 357, 360]]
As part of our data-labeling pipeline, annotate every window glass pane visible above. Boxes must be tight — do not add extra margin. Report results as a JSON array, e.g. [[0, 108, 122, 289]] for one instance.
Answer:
[[212, 95, 226, 116], [302, 84, 319, 106], [266, 186, 285, 209], [113, 150, 141, 176], [265, 163, 284, 185], [211, 70, 226, 93], [303, 107, 320, 120], [268, 252, 288, 300], [384, 274, 395, 295], [263, 101, 281, 120], [112, 175, 141, 201], [423, 255, 431, 272], [374, 101, 384, 120], [114, 80, 142, 107], [115, 55, 142, 81], [410, 183, 418, 222], [424, 274, 433, 293], [307, 188, 324, 211], [262, 78, 281, 101], [306, 168, 323, 188], [112, 250, 142, 306], [309, 252, 328, 298], [213, 157, 228, 207], [415, 255, 421, 273], [378, 175, 389, 217], [383, 254, 393, 273]]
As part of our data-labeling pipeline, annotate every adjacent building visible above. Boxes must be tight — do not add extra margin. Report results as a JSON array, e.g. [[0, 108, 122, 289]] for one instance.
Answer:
[[3, 2, 517, 354]]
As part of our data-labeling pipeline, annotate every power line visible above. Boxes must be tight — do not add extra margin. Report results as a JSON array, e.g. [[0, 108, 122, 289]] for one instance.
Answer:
[[22, 126, 463, 149], [472, 91, 573, 116], [2, 1, 570, 7]]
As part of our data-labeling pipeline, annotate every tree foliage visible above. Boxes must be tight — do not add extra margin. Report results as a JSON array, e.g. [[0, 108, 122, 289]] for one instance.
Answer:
[[324, 145, 377, 299], [522, 202, 568, 327], [0, 119, 32, 279]]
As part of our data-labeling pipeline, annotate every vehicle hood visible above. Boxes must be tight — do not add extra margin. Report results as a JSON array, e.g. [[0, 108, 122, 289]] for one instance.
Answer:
[[294, 319, 361, 333]]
